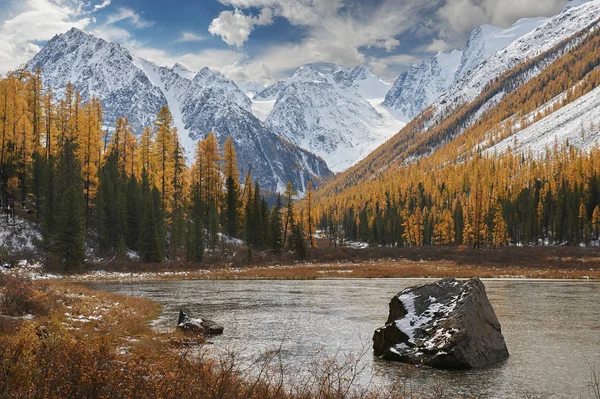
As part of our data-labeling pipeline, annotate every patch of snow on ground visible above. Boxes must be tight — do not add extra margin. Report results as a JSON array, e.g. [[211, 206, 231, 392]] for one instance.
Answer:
[[0, 217, 42, 255], [217, 233, 245, 246], [344, 241, 369, 249]]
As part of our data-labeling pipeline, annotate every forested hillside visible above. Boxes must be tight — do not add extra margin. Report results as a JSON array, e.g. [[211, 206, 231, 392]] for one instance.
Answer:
[[310, 17, 600, 249]]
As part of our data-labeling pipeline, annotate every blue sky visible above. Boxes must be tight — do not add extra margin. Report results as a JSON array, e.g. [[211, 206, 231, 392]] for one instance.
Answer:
[[0, 0, 570, 83]]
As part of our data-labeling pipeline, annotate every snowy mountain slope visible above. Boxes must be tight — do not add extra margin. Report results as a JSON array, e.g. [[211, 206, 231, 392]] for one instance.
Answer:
[[192, 67, 252, 112], [431, 0, 600, 122], [330, 65, 391, 99], [384, 50, 463, 121], [383, 14, 550, 122], [254, 66, 327, 101], [487, 84, 600, 156], [455, 18, 548, 81], [29, 28, 331, 192], [257, 65, 403, 172]]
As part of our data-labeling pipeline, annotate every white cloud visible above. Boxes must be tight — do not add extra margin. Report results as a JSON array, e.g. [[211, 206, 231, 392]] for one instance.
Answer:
[[0, 0, 93, 74], [210, 0, 571, 83], [105, 7, 153, 29], [438, 0, 567, 37], [425, 38, 453, 53], [209, 8, 273, 48], [177, 32, 205, 43], [93, 0, 111, 11], [375, 38, 401, 52], [124, 38, 245, 72], [208, 0, 418, 81]]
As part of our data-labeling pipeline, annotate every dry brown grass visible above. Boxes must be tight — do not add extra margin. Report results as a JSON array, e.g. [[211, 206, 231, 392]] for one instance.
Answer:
[[77, 245, 600, 282], [199, 256, 600, 280]]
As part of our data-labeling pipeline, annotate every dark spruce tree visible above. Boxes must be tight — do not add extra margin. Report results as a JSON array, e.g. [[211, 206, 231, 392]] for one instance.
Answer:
[[268, 194, 283, 253], [95, 151, 127, 251], [52, 140, 86, 271], [224, 175, 242, 238], [187, 183, 205, 262], [138, 169, 163, 263], [288, 213, 307, 260]]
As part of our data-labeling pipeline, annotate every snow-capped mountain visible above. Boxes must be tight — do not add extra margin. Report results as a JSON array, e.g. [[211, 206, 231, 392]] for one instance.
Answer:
[[170, 63, 196, 80], [384, 15, 550, 121], [384, 50, 463, 121], [430, 0, 600, 123], [29, 28, 331, 193], [455, 17, 548, 81], [255, 65, 403, 172]]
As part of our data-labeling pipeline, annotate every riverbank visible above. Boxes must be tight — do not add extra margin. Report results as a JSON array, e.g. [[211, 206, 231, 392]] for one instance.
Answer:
[[7, 256, 600, 282], [68, 246, 600, 281], [4, 240, 600, 281]]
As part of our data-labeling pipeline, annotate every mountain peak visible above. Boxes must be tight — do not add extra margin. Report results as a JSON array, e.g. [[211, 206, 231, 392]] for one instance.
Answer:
[[331, 65, 374, 84], [171, 63, 195, 80], [290, 65, 325, 82]]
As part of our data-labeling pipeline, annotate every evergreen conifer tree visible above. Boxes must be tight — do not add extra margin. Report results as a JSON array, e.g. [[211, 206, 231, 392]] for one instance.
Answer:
[[53, 140, 86, 271]]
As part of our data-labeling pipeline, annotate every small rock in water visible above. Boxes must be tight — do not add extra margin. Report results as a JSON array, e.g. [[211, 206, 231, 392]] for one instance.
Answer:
[[373, 278, 509, 369], [177, 310, 224, 335]]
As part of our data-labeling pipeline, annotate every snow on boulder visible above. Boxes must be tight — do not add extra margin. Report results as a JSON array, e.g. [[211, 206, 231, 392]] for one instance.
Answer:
[[373, 278, 508, 369], [177, 309, 224, 335]]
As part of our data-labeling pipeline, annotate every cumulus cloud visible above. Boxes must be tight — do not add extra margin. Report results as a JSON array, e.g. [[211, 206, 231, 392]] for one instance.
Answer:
[[209, 8, 272, 48], [93, 0, 111, 11], [438, 0, 567, 37], [210, 0, 420, 81], [177, 32, 205, 43], [425, 38, 454, 53], [0, 0, 93, 74]]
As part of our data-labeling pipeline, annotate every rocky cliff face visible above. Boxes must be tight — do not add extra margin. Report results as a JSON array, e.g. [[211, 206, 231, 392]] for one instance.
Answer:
[[383, 50, 463, 121], [373, 278, 509, 369]]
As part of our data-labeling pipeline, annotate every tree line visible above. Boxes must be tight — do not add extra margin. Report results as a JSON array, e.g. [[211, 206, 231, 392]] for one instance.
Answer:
[[0, 69, 310, 271], [314, 145, 600, 249]]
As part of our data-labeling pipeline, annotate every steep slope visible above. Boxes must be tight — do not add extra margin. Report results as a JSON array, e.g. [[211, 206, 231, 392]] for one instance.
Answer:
[[171, 63, 196, 80], [383, 50, 462, 121], [431, 0, 600, 123], [257, 65, 403, 172], [313, 7, 600, 201], [384, 15, 549, 122], [29, 28, 331, 193], [454, 17, 548, 80], [30, 28, 167, 133], [488, 84, 600, 156]]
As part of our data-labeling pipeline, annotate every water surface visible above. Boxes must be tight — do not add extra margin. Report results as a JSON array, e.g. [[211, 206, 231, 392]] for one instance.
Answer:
[[88, 278, 600, 398]]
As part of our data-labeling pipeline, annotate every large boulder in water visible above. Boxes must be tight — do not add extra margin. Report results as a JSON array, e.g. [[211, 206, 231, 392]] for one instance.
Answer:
[[373, 278, 509, 369]]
